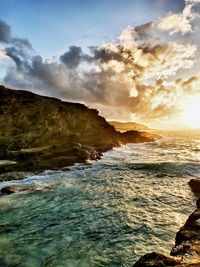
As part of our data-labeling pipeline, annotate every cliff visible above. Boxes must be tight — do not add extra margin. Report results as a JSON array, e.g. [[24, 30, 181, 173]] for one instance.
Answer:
[[109, 121, 150, 132], [0, 85, 155, 180]]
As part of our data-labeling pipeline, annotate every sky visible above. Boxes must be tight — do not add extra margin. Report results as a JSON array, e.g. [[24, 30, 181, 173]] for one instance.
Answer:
[[0, 0, 185, 56], [0, 0, 200, 129]]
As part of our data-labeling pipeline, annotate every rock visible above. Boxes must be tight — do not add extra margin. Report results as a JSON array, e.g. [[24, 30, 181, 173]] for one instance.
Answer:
[[0, 186, 19, 195], [188, 179, 200, 194], [170, 197, 200, 262], [0, 184, 51, 196], [197, 198, 200, 209], [109, 121, 151, 131], [0, 85, 155, 180], [122, 130, 156, 143], [133, 252, 179, 267], [0, 185, 35, 195], [0, 171, 33, 181], [133, 198, 200, 267]]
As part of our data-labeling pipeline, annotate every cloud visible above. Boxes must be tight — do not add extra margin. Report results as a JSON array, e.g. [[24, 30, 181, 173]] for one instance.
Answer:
[[176, 76, 200, 94], [5, 46, 29, 70], [186, 0, 200, 3], [1, 12, 199, 125], [0, 19, 33, 80], [0, 20, 11, 43], [60, 46, 83, 69], [158, 0, 200, 34], [0, 20, 32, 49], [158, 11, 192, 34], [0, 46, 6, 59]]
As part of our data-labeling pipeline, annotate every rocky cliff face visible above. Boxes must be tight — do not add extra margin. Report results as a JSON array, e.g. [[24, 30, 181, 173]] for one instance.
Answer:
[[0, 85, 155, 179], [0, 85, 120, 150]]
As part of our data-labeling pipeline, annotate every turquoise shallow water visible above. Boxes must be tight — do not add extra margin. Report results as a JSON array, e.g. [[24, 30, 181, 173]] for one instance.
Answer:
[[0, 132, 200, 267]]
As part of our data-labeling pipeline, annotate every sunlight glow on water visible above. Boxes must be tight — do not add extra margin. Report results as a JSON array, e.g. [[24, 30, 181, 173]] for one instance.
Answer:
[[0, 132, 199, 267]]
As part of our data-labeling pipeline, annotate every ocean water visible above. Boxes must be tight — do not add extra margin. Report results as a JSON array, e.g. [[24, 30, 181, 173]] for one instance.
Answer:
[[0, 131, 199, 267]]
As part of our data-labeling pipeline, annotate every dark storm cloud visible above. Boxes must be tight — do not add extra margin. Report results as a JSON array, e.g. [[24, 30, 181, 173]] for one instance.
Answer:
[[30, 56, 55, 85], [28, 55, 69, 90], [0, 19, 32, 69], [5, 47, 23, 69], [12, 37, 32, 49], [0, 20, 11, 43], [135, 22, 155, 39], [87, 45, 131, 64], [4, 46, 30, 70], [60, 46, 83, 69], [0, 19, 32, 49]]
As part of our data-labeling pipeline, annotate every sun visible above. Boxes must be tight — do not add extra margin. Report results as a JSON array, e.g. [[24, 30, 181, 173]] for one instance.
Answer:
[[180, 95, 200, 129]]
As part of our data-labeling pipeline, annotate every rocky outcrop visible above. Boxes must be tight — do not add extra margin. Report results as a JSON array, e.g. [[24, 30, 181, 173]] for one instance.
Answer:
[[189, 179, 200, 195], [123, 130, 155, 143], [0, 185, 34, 195], [109, 121, 150, 132], [133, 252, 179, 267], [133, 198, 200, 267], [0, 85, 156, 180], [0, 184, 50, 196], [170, 197, 200, 265]]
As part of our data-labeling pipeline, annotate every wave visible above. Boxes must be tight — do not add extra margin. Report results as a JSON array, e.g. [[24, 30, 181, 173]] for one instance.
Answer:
[[126, 162, 200, 177]]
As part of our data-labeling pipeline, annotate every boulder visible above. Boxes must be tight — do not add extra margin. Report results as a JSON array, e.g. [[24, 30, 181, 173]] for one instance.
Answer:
[[133, 252, 178, 267], [188, 179, 200, 194], [0, 184, 48, 196], [0, 186, 19, 195], [133, 198, 200, 267]]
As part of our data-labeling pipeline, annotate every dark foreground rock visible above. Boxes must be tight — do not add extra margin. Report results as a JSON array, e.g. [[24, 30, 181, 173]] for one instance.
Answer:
[[133, 198, 200, 267], [0, 85, 156, 180], [0, 184, 51, 196], [122, 130, 155, 143], [0, 185, 34, 195], [189, 179, 200, 195], [0, 171, 33, 181], [133, 252, 179, 267]]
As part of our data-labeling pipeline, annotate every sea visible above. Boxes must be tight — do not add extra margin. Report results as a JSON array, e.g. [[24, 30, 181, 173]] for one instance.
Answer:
[[0, 131, 199, 267]]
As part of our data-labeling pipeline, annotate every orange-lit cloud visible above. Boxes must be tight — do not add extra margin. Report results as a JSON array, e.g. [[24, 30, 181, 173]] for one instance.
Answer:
[[158, 0, 200, 35]]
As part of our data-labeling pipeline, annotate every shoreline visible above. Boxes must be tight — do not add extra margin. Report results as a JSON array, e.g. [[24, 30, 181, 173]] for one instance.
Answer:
[[133, 178, 200, 267], [0, 137, 199, 266], [0, 139, 156, 182], [0, 85, 156, 182]]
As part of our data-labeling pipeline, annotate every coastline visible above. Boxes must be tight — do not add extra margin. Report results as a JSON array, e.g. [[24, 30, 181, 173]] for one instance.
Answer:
[[0, 85, 156, 181], [133, 178, 200, 267], [0, 133, 199, 266]]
